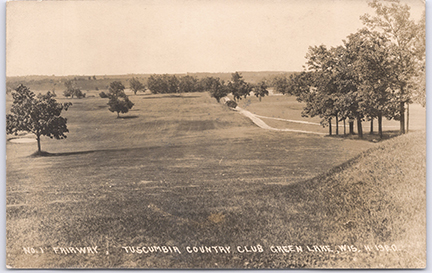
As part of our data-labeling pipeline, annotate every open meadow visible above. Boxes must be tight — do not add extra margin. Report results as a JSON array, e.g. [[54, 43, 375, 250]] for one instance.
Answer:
[[6, 90, 426, 268]]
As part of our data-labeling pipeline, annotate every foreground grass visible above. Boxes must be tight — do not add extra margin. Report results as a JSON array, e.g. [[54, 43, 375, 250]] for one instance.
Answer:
[[6, 92, 425, 268]]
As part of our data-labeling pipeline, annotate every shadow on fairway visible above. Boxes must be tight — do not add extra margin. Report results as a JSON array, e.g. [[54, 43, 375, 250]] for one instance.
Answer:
[[30, 150, 96, 157], [142, 95, 200, 99], [118, 115, 139, 119], [28, 144, 177, 158], [325, 130, 403, 142]]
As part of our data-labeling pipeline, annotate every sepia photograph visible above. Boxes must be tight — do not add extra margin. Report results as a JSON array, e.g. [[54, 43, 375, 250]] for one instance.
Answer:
[[5, 0, 426, 269]]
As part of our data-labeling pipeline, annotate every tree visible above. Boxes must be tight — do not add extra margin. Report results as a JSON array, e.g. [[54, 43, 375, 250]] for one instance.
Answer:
[[344, 29, 399, 138], [272, 76, 290, 94], [147, 74, 179, 94], [361, 0, 420, 134], [300, 45, 347, 136], [207, 77, 229, 103], [104, 81, 134, 118], [178, 75, 199, 93], [6, 84, 72, 154], [410, 11, 426, 108], [147, 74, 166, 94], [166, 75, 179, 94], [129, 77, 146, 95], [63, 80, 86, 98], [227, 72, 252, 101], [253, 81, 269, 102]]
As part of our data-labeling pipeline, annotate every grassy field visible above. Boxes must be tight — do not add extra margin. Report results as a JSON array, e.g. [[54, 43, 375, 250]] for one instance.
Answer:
[[6, 91, 426, 268]]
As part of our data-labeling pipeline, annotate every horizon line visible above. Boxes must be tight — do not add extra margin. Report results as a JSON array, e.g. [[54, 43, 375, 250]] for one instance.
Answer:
[[6, 70, 300, 78]]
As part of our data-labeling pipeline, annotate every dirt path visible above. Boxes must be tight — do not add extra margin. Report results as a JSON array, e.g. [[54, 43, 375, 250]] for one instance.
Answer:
[[234, 106, 326, 135]]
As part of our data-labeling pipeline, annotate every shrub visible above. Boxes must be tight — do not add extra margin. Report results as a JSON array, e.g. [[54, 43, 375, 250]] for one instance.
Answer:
[[226, 100, 238, 109], [99, 92, 108, 98]]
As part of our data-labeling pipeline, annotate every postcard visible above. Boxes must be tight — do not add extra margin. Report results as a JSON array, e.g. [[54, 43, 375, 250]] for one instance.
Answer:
[[5, 0, 426, 269]]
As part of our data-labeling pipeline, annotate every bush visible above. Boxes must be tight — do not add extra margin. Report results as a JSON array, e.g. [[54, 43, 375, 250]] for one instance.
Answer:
[[75, 89, 86, 98], [63, 87, 85, 99], [226, 100, 238, 109], [99, 92, 108, 98], [63, 89, 72, 98]]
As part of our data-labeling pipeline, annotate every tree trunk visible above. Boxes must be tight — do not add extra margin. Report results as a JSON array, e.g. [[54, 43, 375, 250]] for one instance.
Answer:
[[357, 116, 363, 139], [349, 119, 354, 135], [335, 113, 339, 135], [343, 119, 346, 136], [117, 112, 120, 118], [407, 103, 409, 133], [399, 101, 405, 134], [370, 118, 374, 134], [329, 118, 332, 136], [37, 134, 41, 153], [378, 113, 383, 139]]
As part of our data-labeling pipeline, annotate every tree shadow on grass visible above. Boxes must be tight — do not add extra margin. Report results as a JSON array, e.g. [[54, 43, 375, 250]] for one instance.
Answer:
[[30, 150, 96, 157], [325, 130, 404, 143], [142, 95, 200, 99], [118, 115, 139, 119], [28, 144, 181, 158]]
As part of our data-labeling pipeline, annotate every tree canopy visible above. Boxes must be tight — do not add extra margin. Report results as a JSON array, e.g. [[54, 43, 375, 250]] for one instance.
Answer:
[[6, 84, 72, 153], [63, 80, 86, 98], [280, 0, 424, 138], [104, 81, 134, 118], [227, 72, 252, 101], [129, 77, 146, 95], [253, 81, 269, 102], [360, 0, 422, 134], [205, 77, 229, 103]]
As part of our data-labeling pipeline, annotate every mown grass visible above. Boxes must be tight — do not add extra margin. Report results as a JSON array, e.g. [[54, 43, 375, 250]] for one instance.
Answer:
[[237, 94, 426, 135], [6, 91, 425, 268]]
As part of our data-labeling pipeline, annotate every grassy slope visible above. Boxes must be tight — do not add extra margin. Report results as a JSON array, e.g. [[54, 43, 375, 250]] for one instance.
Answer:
[[264, 131, 426, 268], [6, 92, 425, 268]]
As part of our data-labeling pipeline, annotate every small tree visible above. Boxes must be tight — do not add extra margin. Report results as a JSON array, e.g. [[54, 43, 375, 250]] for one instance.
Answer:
[[228, 72, 252, 101], [105, 81, 134, 118], [253, 81, 269, 102], [63, 80, 86, 98], [6, 84, 72, 154], [129, 77, 146, 95], [208, 77, 229, 103]]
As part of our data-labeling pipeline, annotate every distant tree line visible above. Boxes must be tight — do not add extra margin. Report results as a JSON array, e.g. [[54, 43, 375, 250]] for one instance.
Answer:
[[203, 72, 269, 104], [273, 0, 425, 138], [145, 73, 269, 104], [147, 74, 205, 94]]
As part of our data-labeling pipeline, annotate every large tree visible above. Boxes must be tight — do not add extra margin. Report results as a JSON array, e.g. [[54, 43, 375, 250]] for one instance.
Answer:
[[361, 0, 421, 134], [6, 84, 72, 153], [344, 29, 399, 138]]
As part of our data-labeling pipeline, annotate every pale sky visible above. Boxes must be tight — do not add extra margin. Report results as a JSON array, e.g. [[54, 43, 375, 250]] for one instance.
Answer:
[[6, 0, 425, 77]]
